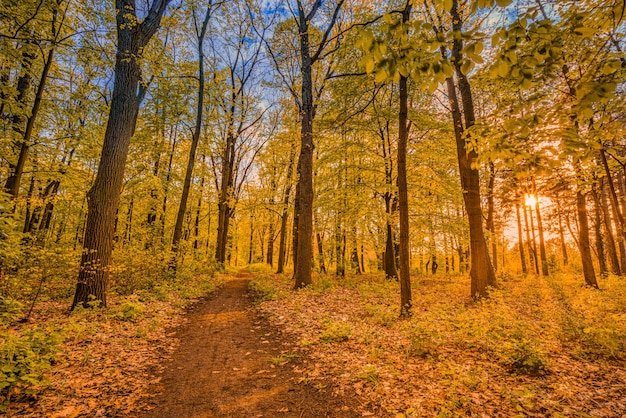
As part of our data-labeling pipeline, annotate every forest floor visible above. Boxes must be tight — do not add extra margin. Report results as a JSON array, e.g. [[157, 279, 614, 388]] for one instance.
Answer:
[[5, 268, 626, 417], [250, 271, 626, 417]]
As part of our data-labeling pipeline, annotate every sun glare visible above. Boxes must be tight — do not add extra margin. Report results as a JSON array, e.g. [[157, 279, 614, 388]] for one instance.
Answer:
[[525, 194, 537, 207]]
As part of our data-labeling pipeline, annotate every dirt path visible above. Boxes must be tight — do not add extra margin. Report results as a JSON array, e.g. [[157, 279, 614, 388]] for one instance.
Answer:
[[139, 272, 362, 418]]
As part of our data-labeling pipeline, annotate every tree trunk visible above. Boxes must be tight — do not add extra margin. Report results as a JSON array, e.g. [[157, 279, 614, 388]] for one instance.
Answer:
[[486, 162, 498, 271], [248, 216, 254, 264], [600, 150, 626, 267], [528, 204, 540, 274], [523, 203, 538, 274], [23, 177, 36, 233], [193, 165, 205, 250], [557, 208, 569, 267], [533, 189, 549, 276], [592, 184, 608, 277], [600, 177, 621, 275], [515, 202, 528, 274], [576, 188, 599, 288], [172, 5, 212, 259], [215, 131, 235, 267], [4, 49, 35, 198], [446, 0, 496, 298], [316, 232, 326, 273], [72, 0, 171, 309], [291, 0, 345, 287], [276, 146, 295, 274], [161, 128, 177, 243], [293, 15, 315, 289], [351, 229, 361, 275], [335, 213, 345, 277], [267, 218, 275, 267]]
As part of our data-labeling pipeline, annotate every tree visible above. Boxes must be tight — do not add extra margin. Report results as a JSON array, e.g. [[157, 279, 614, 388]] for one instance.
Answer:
[[71, 0, 171, 309], [171, 0, 218, 262], [263, 0, 346, 288]]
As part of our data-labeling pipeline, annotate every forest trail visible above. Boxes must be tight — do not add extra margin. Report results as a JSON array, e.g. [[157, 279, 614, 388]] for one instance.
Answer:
[[139, 271, 361, 418]]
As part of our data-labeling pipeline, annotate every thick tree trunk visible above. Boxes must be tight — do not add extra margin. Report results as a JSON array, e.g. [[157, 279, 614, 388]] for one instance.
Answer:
[[215, 132, 235, 267], [576, 189, 599, 288], [515, 202, 528, 274], [293, 16, 315, 289], [396, 3, 413, 317], [444, 74, 494, 296], [72, 0, 170, 309], [4, 49, 35, 198], [397, 73, 411, 315]]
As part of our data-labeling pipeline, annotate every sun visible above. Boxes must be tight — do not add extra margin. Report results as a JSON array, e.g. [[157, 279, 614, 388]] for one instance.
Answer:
[[525, 194, 537, 207]]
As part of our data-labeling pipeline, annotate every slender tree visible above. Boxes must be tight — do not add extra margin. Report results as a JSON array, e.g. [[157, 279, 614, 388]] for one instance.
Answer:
[[171, 0, 216, 262]]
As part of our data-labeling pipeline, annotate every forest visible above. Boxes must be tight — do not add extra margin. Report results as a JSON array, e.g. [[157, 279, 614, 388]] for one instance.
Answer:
[[0, 0, 625, 416]]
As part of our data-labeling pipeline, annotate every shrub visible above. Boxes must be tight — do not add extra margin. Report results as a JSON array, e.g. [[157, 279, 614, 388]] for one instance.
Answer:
[[248, 275, 286, 303], [0, 327, 60, 408], [504, 338, 547, 376], [115, 296, 145, 322]]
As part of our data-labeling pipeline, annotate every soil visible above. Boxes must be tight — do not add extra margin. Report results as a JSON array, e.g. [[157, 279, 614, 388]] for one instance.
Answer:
[[139, 271, 364, 418]]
